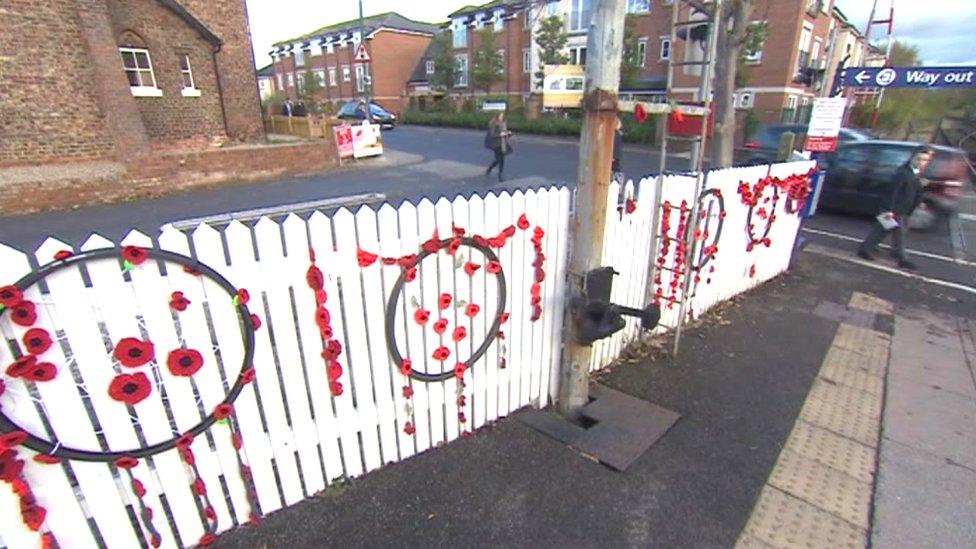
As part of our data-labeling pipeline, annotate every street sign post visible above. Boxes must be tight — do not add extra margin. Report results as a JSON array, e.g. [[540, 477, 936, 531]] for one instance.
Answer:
[[354, 43, 371, 63], [843, 66, 976, 89], [804, 97, 847, 152]]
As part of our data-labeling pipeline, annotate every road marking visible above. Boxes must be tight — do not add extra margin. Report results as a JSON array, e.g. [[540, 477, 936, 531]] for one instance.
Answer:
[[804, 244, 976, 296], [801, 227, 976, 267]]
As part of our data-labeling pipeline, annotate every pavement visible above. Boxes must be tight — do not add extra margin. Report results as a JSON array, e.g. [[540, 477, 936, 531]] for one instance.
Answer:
[[211, 249, 973, 548]]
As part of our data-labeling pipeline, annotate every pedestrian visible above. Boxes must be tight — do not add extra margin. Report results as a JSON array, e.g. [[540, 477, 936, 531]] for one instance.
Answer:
[[857, 145, 935, 270], [280, 99, 293, 116], [485, 112, 513, 182], [293, 100, 308, 117]]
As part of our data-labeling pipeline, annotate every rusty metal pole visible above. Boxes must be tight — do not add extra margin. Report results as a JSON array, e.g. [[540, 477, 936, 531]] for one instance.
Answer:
[[558, 0, 628, 418]]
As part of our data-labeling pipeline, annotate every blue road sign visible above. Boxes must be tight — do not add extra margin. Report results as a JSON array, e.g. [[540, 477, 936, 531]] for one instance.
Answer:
[[843, 66, 976, 89]]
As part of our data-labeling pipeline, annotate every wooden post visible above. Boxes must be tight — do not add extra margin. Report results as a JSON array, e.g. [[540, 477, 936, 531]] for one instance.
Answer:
[[557, 0, 627, 418]]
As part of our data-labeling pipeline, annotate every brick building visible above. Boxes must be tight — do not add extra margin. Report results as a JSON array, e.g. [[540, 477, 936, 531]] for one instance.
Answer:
[[268, 13, 438, 114], [0, 0, 264, 168], [257, 63, 276, 100]]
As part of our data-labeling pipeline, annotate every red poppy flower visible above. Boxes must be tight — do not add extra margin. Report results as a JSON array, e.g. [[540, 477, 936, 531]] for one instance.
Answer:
[[531, 283, 542, 298], [327, 361, 343, 381], [321, 340, 342, 362], [432, 347, 451, 361], [402, 385, 414, 399], [1, 429, 27, 448], [382, 257, 398, 266], [399, 359, 412, 377], [33, 454, 59, 465], [329, 380, 343, 396], [23, 362, 57, 383], [250, 314, 262, 330], [108, 372, 152, 405], [232, 433, 243, 450], [398, 254, 418, 268], [113, 338, 155, 368], [447, 238, 462, 255], [502, 225, 517, 238], [306, 265, 325, 290], [457, 394, 467, 407], [6, 355, 37, 378], [132, 478, 147, 497], [0, 285, 23, 307], [169, 291, 191, 312], [498, 331, 506, 340], [54, 250, 73, 261], [192, 478, 207, 496], [421, 229, 441, 254], [404, 421, 415, 435], [235, 288, 250, 306], [114, 456, 138, 469], [10, 301, 37, 327], [531, 306, 542, 322], [315, 289, 328, 305], [21, 504, 46, 532], [183, 265, 202, 276], [22, 328, 52, 355], [749, 265, 757, 278], [486, 261, 502, 275], [320, 326, 334, 340], [535, 268, 545, 282], [241, 368, 256, 384], [315, 307, 331, 331], [204, 506, 216, 521], [198, 534, 217, 547], [472, 235, 489, 248], [0, 450, 24, 481], [458, 412, 467, 424], [433, 318, 449, 335], [763, 238, 772, 247], [176, 433, 194, 450], [487, 236, 506, 248], [414, 308, 430, 325], [499, 357, 507, 369], [465, 304, 480, 318], [180, 447, 195, 466], [517, 214, 530, 230], [249, 513, 260, 526], [452, 326, 467, 342], [121, 245, 148, 266], [167, 349, 204, 377], [357, 247, 378, 267], [530, 295, 542, 307], [438, 293, 452, 310], [454, 363, 466, 379], [625, 199, 637, 214], [463, 262, 481, 276], [499, 312, 510, 324], [214, 403, 234, 419], [634, 102, 647, 123]]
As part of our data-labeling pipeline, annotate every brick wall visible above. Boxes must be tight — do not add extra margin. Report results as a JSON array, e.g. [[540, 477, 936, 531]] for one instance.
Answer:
[[370, 30, 434, 112], [0, 0, 120, 166]]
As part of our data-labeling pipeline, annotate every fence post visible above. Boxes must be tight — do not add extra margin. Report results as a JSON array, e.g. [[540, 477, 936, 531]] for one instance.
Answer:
[[558, 0, 627, 418]]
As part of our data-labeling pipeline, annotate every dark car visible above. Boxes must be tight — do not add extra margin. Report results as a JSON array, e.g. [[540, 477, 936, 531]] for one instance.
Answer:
[[337, 101, 396, 129], [818, 140, 971, 227], [736, 124, 870, 165]]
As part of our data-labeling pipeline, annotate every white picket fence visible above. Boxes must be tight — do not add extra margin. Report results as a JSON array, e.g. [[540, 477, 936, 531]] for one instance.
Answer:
[[0, 161, 814, 548]]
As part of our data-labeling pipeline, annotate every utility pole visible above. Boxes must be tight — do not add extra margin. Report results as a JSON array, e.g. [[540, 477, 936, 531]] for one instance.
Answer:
[[558, 0, 627, 418], [358, 0, 372, 115]]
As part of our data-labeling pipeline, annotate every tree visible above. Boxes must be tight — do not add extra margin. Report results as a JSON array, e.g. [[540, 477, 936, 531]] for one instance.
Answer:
[[620, 15, 642, 89], [299, 68, 323, 101], [735, 21, 767, 88], [430, 32, 459, 92], [471, 29, 505, 94], [534, 15, 569, 89]]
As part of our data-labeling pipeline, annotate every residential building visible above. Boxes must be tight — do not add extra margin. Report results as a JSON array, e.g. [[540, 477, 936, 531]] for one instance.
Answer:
[[269, 13, 438, 113], [257, 63, 277, 100], [0, 0, 264, 168]]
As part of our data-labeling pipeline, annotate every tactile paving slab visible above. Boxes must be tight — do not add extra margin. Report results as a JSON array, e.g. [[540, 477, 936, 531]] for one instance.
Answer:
[[739, 486, 866, 549], [848, 292, 894, 315], [807, 378, 883, 420], [832, 324, 890, 360], [820, 346, 887, 378], [768, 450, 873, 529], [786, 421, 876, 484], [819, 363, 884, 396], [734, 534, 776, 549], [799, 395, 879, 448]]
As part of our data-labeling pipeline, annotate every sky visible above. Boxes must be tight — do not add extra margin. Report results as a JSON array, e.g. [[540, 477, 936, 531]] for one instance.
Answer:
[[245, 0, 976, 68]]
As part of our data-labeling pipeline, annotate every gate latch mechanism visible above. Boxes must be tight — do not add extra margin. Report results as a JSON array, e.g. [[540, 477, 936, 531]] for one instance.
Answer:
[[570, 267, 661, 346]]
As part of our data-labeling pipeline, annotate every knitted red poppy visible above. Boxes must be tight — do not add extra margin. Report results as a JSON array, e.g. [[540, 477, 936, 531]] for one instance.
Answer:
[[452, 327, 467, 342], [122, 246, 148, 266], [113, 338, 155, 368], [517, 214, 530, 230], [23, 362, 56, 382], [23, 328, 52, 355], [213, 403, 234, 420], [433, 318, 448, 335], [167, 349, 203, 377], [463, 262, 481, 276], [0, 285, 22, 307], [10, 301, 37, 327], [169, 291, 191, 312], [486, 261, 502, 275], [414, 309, 430, 325], [306, 265, 325, 290], [357, 247, 378, 267], [465, 304, 480, 318], [108, 373, 152, 405], [6, 355, 36, 378]]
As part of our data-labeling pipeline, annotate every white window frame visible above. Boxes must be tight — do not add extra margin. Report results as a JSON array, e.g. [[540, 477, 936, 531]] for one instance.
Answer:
[[453, 19, 467, 49], [119, 47, 162, 97], [314, 69, 326, 87], [660, 37, 672, 61], [426, 60, 435, 75], [498, 48, 506, 73], [296, 71, 306, 90], [744, 21, 766, 64], [355, 64, 366, 93], [569, 46, 587, 66], [294, 48, 305, 67], [569, 0, 593, 32], [523, 48, 531, 73], [494, 8, 505, 32], [735, 91, 755, 109], [287, 72, 294, 87], [342, 64, 351, 82], [455, 54, 468, 87], [637, 38, 647, 67], [179, 54, 200, 97], [326, 42, 335, 55], [627, 0, 650, 13], [328, 67, 337, 86], [811, 39, 822, 66], [276, 73, 283, 90]]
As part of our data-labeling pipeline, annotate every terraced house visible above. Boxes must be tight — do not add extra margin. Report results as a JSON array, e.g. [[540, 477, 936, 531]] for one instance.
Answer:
[[268, 13, 438, 113]]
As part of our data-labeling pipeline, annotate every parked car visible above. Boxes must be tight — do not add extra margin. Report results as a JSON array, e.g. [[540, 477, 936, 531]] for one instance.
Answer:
[[735, 124, 870, 165], [337, 101, 397, 129], [818, 140, 971, 229]]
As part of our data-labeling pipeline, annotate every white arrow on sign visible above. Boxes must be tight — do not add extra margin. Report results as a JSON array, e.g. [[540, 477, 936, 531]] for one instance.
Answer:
[[855, 70, 871, 85]]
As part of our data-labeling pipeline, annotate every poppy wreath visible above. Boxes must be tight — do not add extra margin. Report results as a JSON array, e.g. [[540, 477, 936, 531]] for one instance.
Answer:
[[688, 188, 725, 275], [781, 167, 817, 214], [738, 176, 780, 250], [0, 246, 257, 462]]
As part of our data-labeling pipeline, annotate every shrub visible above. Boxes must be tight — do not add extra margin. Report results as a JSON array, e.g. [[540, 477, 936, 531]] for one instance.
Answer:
[[399, 110, 656, 144], [461, 97, 476, 113]]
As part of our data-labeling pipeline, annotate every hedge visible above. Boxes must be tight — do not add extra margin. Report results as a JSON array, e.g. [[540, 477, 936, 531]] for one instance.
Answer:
[[400, 110, 658, 144]]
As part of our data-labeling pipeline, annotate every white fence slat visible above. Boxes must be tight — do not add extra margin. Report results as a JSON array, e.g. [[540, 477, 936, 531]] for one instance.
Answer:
[[307, 212, 364, 477], [376, 205, 416, 460], [481, 193, 501, 422], [32, 238, 149, 548], [465, 195, 489, 429], [330, 209, 384, 472], [415, 199, 445, 446], [190, 223, 281, 513], [450, 196, 475, 433], [393, 202, 432, 452], [534, 188, 557, 406], [495, 192, 515, 417], [279, 215, 346, 483], [158, 226, 253, 526], [0, 244, 100, 549], [353, 206, 400, 464], [518, 189, 537, 407], [546, 187, 572, 402], [252, 218, 327, 495], [433, 198, 461, 442], [506, 191, 527, 412]]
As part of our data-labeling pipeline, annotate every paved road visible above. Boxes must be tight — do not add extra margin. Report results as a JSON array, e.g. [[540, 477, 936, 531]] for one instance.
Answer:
[[0, 126, 684, 253]]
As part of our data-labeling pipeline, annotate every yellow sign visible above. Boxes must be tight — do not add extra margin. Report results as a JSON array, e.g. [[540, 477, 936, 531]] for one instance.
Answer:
[[542, 65, 585, 109]]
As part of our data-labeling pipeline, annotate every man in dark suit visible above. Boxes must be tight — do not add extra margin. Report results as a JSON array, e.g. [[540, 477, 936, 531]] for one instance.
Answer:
[[857, 146, 935, 270]]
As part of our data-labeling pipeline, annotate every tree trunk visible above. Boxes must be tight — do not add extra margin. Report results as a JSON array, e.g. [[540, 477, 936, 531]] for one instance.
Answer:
[[710, 0, 753, 168]]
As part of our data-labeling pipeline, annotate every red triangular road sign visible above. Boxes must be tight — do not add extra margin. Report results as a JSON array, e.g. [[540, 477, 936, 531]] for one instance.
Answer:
[[354, 43, 371, 63]]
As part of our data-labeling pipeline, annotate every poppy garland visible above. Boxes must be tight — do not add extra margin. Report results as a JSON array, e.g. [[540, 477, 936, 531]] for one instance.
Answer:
[[307, 250, 345, 396]]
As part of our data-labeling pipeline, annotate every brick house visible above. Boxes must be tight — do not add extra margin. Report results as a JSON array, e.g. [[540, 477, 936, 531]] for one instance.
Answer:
[[256, 63, 277, 100], [268, 13, 438, 114], [0, 0, 264, 168]]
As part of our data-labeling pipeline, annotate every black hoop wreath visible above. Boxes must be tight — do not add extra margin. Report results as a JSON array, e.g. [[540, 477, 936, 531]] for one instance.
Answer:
[[693, 188, 725, 271], [0, 247, 256, 462], [745, 185, 780, 245], [385, 237, 507, 382]]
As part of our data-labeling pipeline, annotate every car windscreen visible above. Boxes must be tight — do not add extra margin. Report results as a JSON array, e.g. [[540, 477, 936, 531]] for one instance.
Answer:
[[338, 103, 357, 116], [926, 151, 971, 181], [369, 104, 390, 116]]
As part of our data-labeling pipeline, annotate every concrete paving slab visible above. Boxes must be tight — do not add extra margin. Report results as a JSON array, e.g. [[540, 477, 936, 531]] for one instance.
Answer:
[[872, 439, 976, 549], [894, 314, 965, 351]]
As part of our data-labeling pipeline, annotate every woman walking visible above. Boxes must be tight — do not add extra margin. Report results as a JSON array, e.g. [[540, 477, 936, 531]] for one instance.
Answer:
[[485, 112, 512, 182]]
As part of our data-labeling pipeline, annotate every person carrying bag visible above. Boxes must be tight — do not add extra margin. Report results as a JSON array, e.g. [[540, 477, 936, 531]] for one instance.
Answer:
[[485, 112, 513, 182]]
